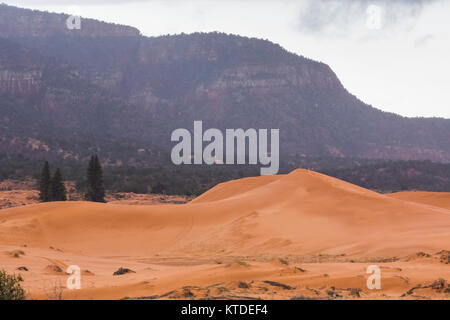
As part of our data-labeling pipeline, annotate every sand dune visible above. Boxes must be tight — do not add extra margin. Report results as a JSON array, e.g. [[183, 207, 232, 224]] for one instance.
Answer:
[[1, 169, 449, 257], [1, 169, 449, 299], [389, 191, 450, 210]]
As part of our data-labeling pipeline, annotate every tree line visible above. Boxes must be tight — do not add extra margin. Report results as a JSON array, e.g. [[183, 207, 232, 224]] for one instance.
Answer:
[[39, 155, 105, 203]]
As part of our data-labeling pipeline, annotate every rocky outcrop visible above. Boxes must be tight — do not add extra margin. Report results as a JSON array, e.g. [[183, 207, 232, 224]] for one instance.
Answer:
[[0, 3, 140, 38], [0, 70, 41, 94], [0, 4, 449, 165]]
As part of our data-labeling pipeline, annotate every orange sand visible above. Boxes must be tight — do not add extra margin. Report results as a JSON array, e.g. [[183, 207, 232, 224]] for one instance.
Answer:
[[1, 169, 449, 300], [389, 191, 450, 210]]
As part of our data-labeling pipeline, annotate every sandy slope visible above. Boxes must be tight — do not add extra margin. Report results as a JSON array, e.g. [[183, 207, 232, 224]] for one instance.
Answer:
[[0, 189, 191, 209], [389, 191, 450, 210], [0, 169, 449, 300]]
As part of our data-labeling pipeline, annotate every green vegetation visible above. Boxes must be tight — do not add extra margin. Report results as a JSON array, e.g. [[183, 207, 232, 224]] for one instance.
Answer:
[[0, 270, 26, 300], [2, 154, 450, 196], [321, 160, 450, 193], [39, 161, 51, 202], [38, 161, 66, 202], [51, 168, 67, 201], [85, 155, 105, 203]]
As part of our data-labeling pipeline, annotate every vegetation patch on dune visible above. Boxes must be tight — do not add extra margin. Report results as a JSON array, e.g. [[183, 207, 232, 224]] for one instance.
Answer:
[[0, 270, 26, 300]]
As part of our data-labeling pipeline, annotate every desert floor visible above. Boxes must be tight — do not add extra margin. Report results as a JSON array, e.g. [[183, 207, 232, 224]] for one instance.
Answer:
[[0, 169, 449, 300]]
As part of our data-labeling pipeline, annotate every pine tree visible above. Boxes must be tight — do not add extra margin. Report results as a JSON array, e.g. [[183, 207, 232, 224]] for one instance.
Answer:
[[85, 155, 106, 203], [86, 155, 96, 202], [39, 161, 51, 202], [51, 168, 67, 201]]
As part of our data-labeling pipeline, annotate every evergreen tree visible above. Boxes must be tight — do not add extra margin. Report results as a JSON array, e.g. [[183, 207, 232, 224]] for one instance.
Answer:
[[85, 155, 106, 202], [51, 168, 67, 201], [39, 161, 51, 202]]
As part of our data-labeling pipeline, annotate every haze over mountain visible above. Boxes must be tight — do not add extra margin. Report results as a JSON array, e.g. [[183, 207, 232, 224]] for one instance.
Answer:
[[1, 4, 450, 166]]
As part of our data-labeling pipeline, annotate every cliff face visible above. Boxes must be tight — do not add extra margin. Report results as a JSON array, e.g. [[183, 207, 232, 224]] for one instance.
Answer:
[[0, 70, 42, 94], [0, 3, 140, 38], [0, 4, 449, 165], [203, 64, 341, 91]]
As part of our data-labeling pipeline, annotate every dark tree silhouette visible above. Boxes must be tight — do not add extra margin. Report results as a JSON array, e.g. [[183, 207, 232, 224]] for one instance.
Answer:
[[39, 161, 51, 202], [51, 168, 67, 201], [85, 155, 106, 203]]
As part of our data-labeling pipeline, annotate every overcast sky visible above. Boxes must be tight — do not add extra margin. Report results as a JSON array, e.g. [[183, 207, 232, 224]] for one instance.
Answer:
[[3, 0, 450, 118]]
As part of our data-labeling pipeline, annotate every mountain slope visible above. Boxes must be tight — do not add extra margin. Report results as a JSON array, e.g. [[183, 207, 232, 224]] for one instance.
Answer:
[[0, 36, 162, 166], [0, 4, 449, 165]]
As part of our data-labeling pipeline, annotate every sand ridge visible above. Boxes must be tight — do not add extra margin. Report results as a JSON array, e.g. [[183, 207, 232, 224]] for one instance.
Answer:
[[1, 169, 449, 299], [389, 191, 450, 210]]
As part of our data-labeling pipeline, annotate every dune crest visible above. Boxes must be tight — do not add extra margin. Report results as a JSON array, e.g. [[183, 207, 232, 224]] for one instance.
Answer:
[[389, 191, 450, 210], [1, 169, 449, 259], [1, 169, 450, 300]]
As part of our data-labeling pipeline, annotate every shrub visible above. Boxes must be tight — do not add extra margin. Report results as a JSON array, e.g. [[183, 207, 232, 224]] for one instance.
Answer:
[[113, 267, 135, 276], [0, 270, 26, 300]]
